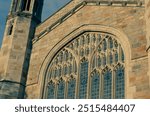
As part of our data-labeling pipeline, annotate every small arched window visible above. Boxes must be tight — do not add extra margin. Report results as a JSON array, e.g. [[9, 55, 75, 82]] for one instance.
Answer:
[[12, 0, 19, 12], [7, 24, 13, 36], [22, 0, 31, 11]]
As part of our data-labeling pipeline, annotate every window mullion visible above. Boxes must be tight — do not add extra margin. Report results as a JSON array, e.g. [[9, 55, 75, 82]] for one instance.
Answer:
[[75, 60, 80, 99], [55, 83, 58, 99], [87, 58, 91, 99]]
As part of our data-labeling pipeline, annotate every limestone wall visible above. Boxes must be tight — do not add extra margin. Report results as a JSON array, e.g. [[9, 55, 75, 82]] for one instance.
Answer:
[[145, 0, 150, 96], [26, 1, 150, 98], [35, 0, 145, 38]]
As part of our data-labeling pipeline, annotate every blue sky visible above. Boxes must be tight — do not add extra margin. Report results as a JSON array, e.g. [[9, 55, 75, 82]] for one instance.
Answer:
[[0, 0, 71, 47]]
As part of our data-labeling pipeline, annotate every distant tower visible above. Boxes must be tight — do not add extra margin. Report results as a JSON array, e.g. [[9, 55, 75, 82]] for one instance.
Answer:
[[0, 0, 44, 98]]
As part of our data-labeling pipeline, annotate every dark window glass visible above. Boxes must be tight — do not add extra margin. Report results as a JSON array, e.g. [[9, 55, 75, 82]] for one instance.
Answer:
[[67, 79, 76, 99], [7, 25, 13, 35], [91, 72, 100, 99], [79, 60, 88, 99], [57, 80, 65, 99], [48, 82, 55, 99], [103, 70, 112, 99], [115, 67, 125, 99]]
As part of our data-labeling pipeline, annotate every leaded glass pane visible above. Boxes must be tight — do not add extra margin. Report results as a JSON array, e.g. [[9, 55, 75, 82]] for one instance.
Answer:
[[69, 53, 73, 61], [92, 34, 96, 43], [103, 55, 106, 66], [48, 82, 55, 99], [115, 52, 118, 63], [110, 53, 113, 65], [68, 64, 72, 74], [80, 36, 84, 45], [91, 72, 100, 99], [57, 80, 65, 99], [79, 60, 88, 99], [97, 34, 101, 42], [115, 67, 125, 99], [97, 56, 101, 67], [86, 34, 90, 44], [64, 65, 67, 75], [103, 39, 107, 51], [58, 67, 61, 77], [67, 79, 76, 99], [103, 70, 112, 99], [85, 47, 90, 55], [54, 68, 57, 78], [75, 39, 79, 47], [80, 49, 84, 56], [55, 58, 58, 64], [109, 38, 113, 49], [64, 51, 68, 61], [51, 69, 54, 78]]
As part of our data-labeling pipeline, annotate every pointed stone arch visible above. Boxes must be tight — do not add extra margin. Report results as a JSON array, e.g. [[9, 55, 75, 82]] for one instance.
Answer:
[[37, 24, 131, 99]]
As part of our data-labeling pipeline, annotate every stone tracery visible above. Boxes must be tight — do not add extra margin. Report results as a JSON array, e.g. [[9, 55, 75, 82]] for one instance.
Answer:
[[46, 31, 125, 99]]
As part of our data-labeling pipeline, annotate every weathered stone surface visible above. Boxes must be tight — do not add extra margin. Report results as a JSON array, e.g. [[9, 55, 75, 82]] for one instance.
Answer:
[[26, 0, 149, 99], [0, 0, 44, 98], [0, 81, 25, 99], [0, 0, 150, 99]]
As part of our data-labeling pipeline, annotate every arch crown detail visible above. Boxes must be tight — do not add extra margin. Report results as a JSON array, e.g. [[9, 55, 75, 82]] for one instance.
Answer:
[[45, 31, 125, 99]]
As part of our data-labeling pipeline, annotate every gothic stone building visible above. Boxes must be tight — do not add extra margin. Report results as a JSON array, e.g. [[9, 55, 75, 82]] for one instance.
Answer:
[[0, 0, 150, 99]]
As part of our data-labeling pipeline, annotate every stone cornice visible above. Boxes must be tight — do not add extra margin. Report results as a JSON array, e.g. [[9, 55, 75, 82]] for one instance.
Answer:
[[7, 12, 41, 24], [7, 12, 32, 19], [33, 0, 144, 43], [0, 79, 26, 87]]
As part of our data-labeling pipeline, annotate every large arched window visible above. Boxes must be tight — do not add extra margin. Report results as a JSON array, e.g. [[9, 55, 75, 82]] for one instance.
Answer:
[[46, 32, 125, 99]]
